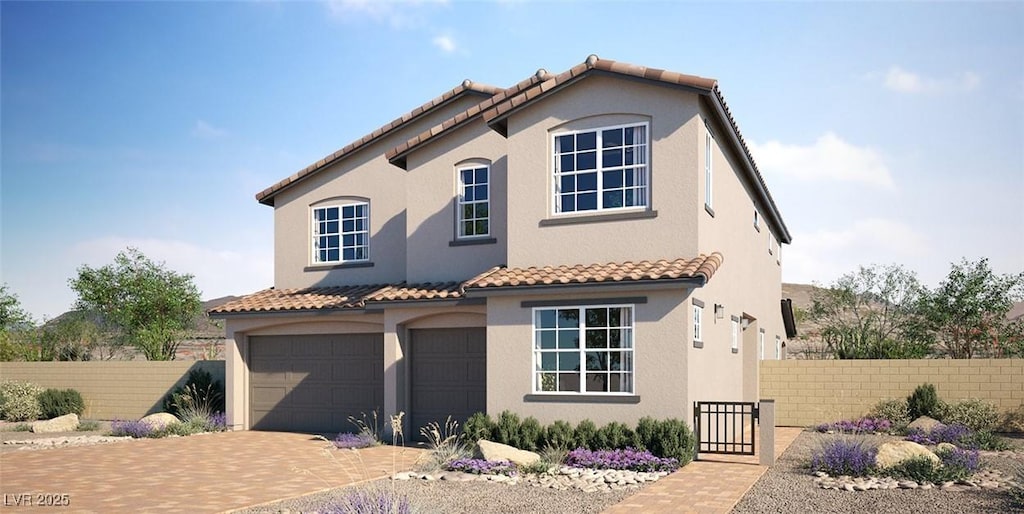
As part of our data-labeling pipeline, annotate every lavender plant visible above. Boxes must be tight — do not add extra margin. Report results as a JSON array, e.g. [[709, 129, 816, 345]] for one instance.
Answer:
[[110, 419, 158, 438], [324, 484, 413, 514], [936, 446, 981, 480], [334, 432, 378, 450], [809, 438, 877, 477], [814, 417, 892, 434], [904, 423, 971, 446], [447, 458, 517, 476], [565, 447, 679, 472]]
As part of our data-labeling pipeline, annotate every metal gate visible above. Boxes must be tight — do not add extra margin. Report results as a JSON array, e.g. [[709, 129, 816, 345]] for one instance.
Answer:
[[693, 401, 758, 457]]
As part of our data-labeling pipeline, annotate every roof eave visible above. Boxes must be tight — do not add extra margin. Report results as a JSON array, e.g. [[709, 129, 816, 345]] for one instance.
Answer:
[[464, 276, 707, 297]]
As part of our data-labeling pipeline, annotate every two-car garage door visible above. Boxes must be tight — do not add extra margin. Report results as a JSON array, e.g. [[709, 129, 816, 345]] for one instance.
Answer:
[[249, 334, 384, 433]]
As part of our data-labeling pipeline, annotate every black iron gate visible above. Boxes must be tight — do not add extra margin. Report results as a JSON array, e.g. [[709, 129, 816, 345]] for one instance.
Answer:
[[693, 401, 758, 457]]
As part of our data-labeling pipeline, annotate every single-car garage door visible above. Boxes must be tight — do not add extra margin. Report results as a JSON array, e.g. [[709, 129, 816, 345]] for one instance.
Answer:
[[249, 334, 383, 433], [410, 328, 486, 438]]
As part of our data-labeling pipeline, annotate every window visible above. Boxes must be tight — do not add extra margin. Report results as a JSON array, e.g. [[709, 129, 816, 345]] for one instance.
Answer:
[[705, 128, 714, 210], [457, 166, 489, 238], [775, 335, 782, 360], [312, 202, 369, 264], [693, 304, 703, 344], [730, 316, 739, 353], [553, 123, 648, 214], [759, 329, 766, 360], [533, 305, 634, 394], [768, 231, 775, 255], [753, 209, 760, 231]]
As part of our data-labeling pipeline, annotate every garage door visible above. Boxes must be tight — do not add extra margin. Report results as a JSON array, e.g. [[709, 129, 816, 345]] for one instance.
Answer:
[[410, 328, 486, 439], [249, 334, 383, 433]]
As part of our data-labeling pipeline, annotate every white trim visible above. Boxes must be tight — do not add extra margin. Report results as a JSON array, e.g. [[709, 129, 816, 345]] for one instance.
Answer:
[[693, 304, 703, 343], [531, 304, 636, 396], [311, 201, 370, 265], [759, 329, 766, 360], [704, 128, 714, 211], [456, 164, 490, 239], [775, 335, 782, 360], [551, 122, 650, 216], [730, 316, 739, 352]]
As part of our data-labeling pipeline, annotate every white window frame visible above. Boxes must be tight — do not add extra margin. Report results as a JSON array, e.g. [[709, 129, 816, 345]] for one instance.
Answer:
[[730, 316, 739, 353], [759, 329, 766, 360], [457, 165, 490, 239], [312, 202, 369, 264], [753, 209, 760, 231], [705, 127, 714, 211], [552, 122, 649, 215], [775, 335, 782, 360], [532, 305, 635, 395], [768, 231, 775, 255], [693, 304, 703, 344]]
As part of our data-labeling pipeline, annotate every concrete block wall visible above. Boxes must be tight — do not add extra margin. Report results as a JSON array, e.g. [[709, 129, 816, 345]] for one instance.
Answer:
[[0, 361, 225, 420], [760, 359, 1024, 427]]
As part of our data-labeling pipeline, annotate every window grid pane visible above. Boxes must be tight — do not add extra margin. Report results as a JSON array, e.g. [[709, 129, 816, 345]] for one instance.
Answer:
[[458, 166, 489, 237], [554, 124, 648, 214], [312, 203, 368, 263], [533, 306, 634, 394]]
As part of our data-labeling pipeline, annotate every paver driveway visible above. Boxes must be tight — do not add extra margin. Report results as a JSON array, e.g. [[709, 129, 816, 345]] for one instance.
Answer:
[[0, 431, 425, 513]]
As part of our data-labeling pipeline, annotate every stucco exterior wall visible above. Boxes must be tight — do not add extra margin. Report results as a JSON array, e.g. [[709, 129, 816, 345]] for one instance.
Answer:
[[403, 119, 508, 283], [485, 288, 692, 426], [271, 94, 489, 290], [503, 76, 701, 269]]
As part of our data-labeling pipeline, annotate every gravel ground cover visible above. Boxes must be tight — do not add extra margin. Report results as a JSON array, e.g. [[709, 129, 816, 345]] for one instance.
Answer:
[[234, 478, 636, 514], [732, 430, 1022, 514]]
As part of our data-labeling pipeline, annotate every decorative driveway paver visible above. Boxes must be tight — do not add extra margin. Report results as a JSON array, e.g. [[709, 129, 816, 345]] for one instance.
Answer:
[[0, 431, 424, 513], [604, 427, 803, 514]]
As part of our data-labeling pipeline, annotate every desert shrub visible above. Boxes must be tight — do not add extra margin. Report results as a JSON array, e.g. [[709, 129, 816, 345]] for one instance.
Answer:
[[544, 420, 575, 450], [907, 383, 942, 420], [0, 380, 44, 421], [809, 438, 877, 477], [417, 416, 469, 472], [447, 458, 517, 476], [596, 421, 634, 450], [347, 411, 383, 443], [334, 432, 377, 449], [942, 399, 999, 432], [574, 419, 598, 450], [163, 368, 224, 417], [1011, 465, 1024, 508], [566, 447, 679, 472], [959, 429, 1010, 451], [517, 416, 544, 451], [1001, 404, 1024, 433], [464, 412, 495, 442], [2, 423, 32, 432], [111, 419, 161, 438], [882, 455, 947, 483], [935, 446, 981, 480], [494, 410, 522, 448], [76, 419, 101, 431], [868, 398, 911, 430], [38, 388, 85, 419], [905, 424, 971, 446], [325, 483, 413, 514], [633, 416, 658, 451], [815, 417, 892, 434], [539, 445, 569, 468], [647, 418, 695, 465]]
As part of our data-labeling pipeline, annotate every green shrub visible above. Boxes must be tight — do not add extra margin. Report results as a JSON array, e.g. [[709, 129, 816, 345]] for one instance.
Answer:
[[163, 369, 224, 416], [518, 416, 544, 451], [544, 420, 575, 450], [1001, 404, 1024, 433], [633, 416, 658, 451], [494, 410, 522, 448], [943, 399, 999, 432], [882, 455, 948, 483], [0, 380, 44, 421], [596, 421, 634, 450], [463, 412, 495, 442], [960, 429, 1010, 451], [76, 420, 101, 431], [38, 388, 85, 419], [649, 418, 695, 465], [868, 398, 911, 430], [574, 419, 598, 450], [907, 383, 942, 420]]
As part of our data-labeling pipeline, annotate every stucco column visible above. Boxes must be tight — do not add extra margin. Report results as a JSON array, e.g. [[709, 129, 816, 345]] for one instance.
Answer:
[[383, 314, 403, 439], [225, 331, 247, 431], [759, 399, 776, 466]]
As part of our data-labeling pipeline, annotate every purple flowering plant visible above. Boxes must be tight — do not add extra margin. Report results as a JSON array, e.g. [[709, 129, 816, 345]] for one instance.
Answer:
[[905, 424, 971, 446], [565, 447, 680, 472], [937, 446, 981, 476], [110, 419, 157, 438], [209, 412, 227, 430], [447, 458, 517, 476], [333, 432, 378, 449], [809, 439, 877, 477], [814, 417, 892, 434], [325, 487, 412, 514]]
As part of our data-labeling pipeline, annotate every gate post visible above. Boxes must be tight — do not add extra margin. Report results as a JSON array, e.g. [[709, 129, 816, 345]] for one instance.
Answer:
[[759, 399, 775, 465]]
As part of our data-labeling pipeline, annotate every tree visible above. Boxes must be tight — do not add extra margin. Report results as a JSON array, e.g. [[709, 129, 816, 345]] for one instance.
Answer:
[[808, 264, 931, 359], [0, 284, 31, 330], [918, 258, 1024, 359], [69, 248, 202, 360]]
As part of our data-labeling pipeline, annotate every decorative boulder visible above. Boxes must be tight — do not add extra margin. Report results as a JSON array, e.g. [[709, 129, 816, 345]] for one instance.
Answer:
[[936, 442, 957, 453], [31, 413, 80, 434], [477, 439, 540, 467], [907, 416, 943, 433], [875, 441, 940, 469], [140, 412, 179, 429]]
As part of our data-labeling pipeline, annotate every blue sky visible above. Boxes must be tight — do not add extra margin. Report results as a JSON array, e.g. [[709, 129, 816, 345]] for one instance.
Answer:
[[2, 1, 1022, 321]]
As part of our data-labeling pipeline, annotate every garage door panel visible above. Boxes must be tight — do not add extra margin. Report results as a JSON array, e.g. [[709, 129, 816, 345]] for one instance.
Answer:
[[410, 328, 486, 439]]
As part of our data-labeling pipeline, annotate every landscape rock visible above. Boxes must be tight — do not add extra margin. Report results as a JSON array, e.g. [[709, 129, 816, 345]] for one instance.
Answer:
[[477, 439, 540, 466], [31, 414, 80, 434], [875, 440, 940, 469], [140, 412, 179, 429], [936, 442, 957, 453], [907, 416, 944, 433]]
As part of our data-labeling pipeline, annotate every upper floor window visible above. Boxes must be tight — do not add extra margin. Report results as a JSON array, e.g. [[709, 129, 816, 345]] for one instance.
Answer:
[[312, 202, 369, 264], [553, 123, 648, 214], [693, 304, 703, 344], [759, 329, 766, 360], [534, 305, 634, 394], [775, 335, 782, 359], [705, 128, 714, 211], [458, 166, 489, 238], [753, 209, 760, 231], [730, 316, 740, 353]]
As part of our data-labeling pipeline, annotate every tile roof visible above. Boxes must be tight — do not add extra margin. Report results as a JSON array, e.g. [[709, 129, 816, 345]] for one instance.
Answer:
[[210, 254, 722, 315], [255, 80, 501, 206], [464, 253, 723, 290]]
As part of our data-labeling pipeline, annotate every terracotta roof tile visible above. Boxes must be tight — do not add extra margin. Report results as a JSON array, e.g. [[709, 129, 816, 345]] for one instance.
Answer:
[[464, 253, 723, 290], [208, 284, 388, 314], [363, 282, 465, 302], [256, 80, 501, 205]]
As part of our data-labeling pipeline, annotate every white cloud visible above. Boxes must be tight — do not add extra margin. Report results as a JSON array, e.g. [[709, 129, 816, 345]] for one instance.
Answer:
[[191, 120, 227, 140], [783, 218, 930, 285], [432, 34, 457, 53], [880, 66, 981, 94], [748, 132, 895, 190]]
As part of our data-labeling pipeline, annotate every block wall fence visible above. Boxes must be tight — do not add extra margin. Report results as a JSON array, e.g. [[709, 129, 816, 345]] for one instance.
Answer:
[[0, 361, 225, 420], [760, 359, 1024, 427]]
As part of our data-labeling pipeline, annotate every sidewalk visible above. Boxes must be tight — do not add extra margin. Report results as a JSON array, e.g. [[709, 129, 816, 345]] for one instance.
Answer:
[[603, 427, 803, 514]]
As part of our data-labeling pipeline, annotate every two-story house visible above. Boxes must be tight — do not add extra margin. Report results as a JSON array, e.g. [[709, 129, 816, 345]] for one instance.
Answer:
[[211, 55, 793, 436]]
